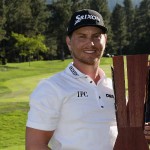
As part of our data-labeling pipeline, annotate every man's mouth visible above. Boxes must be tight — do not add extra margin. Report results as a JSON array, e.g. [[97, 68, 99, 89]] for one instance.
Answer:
[[84, 50, 96, 54]]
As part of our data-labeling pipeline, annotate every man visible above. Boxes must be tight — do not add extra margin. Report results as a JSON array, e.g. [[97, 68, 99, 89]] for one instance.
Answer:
[[26, 9, 150, 150], [26, 9, 117, 150]]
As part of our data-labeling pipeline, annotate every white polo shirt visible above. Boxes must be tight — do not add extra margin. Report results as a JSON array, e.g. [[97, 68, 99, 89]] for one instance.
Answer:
[[27, 63, 118, 150]]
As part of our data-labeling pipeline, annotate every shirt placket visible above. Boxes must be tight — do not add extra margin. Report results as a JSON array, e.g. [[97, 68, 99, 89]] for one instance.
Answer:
[[84, 76, 105, 109], [95, 86, 105, 109]]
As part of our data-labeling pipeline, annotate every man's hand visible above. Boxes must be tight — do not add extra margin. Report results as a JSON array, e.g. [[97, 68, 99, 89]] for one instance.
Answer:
[[144, 122, 150, 144]]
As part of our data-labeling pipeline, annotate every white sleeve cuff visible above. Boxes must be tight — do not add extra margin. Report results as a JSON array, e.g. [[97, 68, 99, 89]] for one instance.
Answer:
[[26, 120, 56, 131]]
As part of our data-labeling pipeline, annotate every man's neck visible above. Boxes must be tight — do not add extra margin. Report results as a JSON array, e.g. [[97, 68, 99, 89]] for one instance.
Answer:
[[73, 61, 101, 84]]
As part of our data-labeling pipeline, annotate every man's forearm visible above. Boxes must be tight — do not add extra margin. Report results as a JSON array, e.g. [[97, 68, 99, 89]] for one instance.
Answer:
[[26, 127, 54, 150]]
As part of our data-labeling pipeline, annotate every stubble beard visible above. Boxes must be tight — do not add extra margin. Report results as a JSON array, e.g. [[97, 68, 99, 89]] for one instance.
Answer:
[[72, 51, 102, 65]]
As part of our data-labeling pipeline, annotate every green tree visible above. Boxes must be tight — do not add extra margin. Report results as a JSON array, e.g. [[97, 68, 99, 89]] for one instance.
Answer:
[[4, 0, 32, 62], [0, 0, 6, 41], [12, 32, 48, 63], [123, 0, 135, 54], [48, 0, 72, 60], [4, 0, 49, 62], [111, 4, 128, 55], [133, 0, 150, 54], [5, 0, 32, 35], [30, 0, 49, 36], [0, 0, 7, 65], [5, 0, 49, 36]]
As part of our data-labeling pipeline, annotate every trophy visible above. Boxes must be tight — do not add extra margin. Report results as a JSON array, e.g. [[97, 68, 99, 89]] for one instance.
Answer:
[[112, 54, 149, 150]]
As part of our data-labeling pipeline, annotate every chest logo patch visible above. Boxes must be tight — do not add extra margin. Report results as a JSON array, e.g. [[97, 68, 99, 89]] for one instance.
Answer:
[[77, 91, 88, 97], [106, 94, 114, 98]]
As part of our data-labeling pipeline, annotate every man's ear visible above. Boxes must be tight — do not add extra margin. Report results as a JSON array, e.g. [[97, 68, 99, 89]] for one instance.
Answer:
[[105, 34, 107, 44], [66, 36, 71, 51]]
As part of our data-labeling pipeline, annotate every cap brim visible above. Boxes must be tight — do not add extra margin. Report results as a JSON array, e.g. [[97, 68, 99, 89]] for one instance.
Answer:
[[67, 24, 107, 35]]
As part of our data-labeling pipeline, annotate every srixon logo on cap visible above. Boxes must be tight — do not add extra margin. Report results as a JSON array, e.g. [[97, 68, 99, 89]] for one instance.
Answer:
[[74, 14, 100, 25]]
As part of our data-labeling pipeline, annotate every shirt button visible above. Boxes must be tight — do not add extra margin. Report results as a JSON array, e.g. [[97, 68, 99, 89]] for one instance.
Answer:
[[101, 106, 104, 108]]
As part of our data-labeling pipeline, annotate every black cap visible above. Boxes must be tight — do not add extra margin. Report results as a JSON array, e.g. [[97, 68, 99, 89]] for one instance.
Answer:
[[67, 9, 107, 35]]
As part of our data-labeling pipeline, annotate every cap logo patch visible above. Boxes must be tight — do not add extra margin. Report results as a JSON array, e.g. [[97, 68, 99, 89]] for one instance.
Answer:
[[74, 14, 100, 25]]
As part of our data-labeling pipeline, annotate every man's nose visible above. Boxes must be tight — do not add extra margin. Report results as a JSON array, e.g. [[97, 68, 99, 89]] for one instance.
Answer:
[[86, 38, 95, 46]]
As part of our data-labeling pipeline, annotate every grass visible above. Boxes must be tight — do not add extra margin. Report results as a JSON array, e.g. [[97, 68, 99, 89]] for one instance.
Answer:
[[1, 57, 149, 150], [0, 105, 27, 149], [0, 59, 71, 150], [0, 58, 113, 150]]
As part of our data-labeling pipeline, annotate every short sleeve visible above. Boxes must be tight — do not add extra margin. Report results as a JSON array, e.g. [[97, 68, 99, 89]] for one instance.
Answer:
[[26, 79, 62, 131]]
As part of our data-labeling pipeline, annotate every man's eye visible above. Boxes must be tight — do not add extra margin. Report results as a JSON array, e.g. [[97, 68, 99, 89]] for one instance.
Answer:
[[94, 35, 102, 39], [94, 36, 99, 39], [79, 36, 85, 38]]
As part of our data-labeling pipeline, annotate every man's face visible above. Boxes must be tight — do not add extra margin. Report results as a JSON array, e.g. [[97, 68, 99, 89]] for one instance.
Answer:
[[66, 26, 107, 66]]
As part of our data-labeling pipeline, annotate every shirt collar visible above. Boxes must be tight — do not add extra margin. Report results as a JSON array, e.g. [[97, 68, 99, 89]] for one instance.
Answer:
[[65, 62, 85, 79], [65, 62, 106, 80]]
